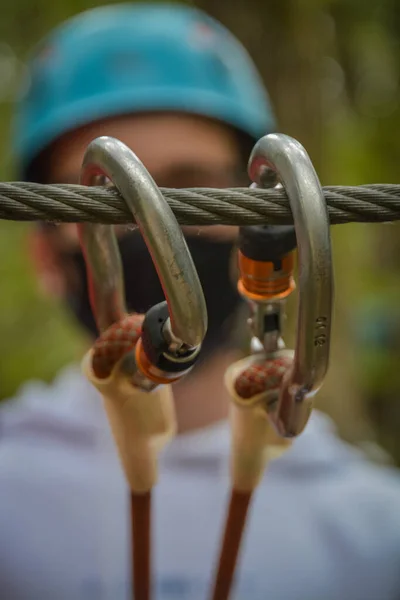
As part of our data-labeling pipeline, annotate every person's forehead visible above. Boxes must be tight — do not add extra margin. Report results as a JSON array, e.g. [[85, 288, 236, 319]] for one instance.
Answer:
[[49, 113, 241, 183]]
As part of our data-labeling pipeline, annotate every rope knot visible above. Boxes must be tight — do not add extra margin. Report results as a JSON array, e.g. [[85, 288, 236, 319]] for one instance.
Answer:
[[224, 350, 295, 410], [91, 314, 144, 379], [234, 354, 294, 401]]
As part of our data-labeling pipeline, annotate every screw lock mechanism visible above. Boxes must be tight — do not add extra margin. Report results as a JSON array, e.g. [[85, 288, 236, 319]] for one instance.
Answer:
[[237, 225, 297, 303], [141, 302, 200, 374], [238, 225, 297, 263]]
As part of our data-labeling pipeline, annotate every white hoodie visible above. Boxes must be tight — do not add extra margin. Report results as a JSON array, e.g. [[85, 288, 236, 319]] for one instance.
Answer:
[[0, 366, 400, 600]]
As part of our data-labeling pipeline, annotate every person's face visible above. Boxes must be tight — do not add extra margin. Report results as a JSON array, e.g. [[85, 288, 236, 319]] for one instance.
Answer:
[[31, 113, 246, 358], [32, 112, 245, 298]]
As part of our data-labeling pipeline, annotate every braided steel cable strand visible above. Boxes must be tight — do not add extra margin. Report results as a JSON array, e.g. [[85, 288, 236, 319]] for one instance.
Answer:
[[0, 182, 400, 224]]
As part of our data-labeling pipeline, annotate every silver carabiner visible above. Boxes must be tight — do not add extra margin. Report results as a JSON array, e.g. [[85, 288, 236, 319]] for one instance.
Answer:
[[77, 136, 207, 388], [248, 133, 334, 437]]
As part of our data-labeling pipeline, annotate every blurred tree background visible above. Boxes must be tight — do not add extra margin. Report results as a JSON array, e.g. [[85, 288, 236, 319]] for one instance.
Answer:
[[0, 0, 400, 463]]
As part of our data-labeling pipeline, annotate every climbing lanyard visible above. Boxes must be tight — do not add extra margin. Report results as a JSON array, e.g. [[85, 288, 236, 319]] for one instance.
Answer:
[[77, 136, 207, 600], [210, 133, 334, 600], [77, 132, 333, 600]]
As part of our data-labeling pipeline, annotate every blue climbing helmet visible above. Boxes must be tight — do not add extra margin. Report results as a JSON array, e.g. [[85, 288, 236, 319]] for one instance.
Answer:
[[13, 2, 275, 180]]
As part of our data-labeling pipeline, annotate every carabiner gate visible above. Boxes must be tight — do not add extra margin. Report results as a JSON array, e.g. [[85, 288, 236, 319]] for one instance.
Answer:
[[239, 133, 334, 437], [77, 136, 208, 391]]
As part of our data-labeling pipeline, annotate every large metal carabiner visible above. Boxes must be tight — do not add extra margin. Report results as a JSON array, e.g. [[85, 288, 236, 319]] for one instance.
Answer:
[[242, 133, 334, 437], [77, 136, 208, 390]]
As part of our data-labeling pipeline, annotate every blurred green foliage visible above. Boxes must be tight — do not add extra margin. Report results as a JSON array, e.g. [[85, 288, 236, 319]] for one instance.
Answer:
[[0, 0, 400, 461], [0, 222, 86, 398]]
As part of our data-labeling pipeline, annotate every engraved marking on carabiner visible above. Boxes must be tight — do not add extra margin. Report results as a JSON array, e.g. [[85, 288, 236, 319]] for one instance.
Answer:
[[314, 316, 328, 347], [248, 133, 334, 437]]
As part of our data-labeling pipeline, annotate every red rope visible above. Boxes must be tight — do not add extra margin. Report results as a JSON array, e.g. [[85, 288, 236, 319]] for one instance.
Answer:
[[91, 314, 144, 378], [234, 354, 293, 400], [131, 492, 152, 600], [210, 490, 252, 600]]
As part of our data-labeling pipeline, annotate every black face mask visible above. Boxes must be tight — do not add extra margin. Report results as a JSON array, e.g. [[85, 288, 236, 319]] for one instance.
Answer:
[[66, 230, 243, 362]]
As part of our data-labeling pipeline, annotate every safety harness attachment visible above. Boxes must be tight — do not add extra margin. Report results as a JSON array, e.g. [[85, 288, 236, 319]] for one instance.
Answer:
[[222, 222, 297, 496], [82, 350, 175, 493], [239, 133, 334, 439], [78, 136, 207, 485], [78, 135, 207, 393], [77, 136, 207, 600], [225, 354, 293, 493], [210, 133, 334, 600]]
